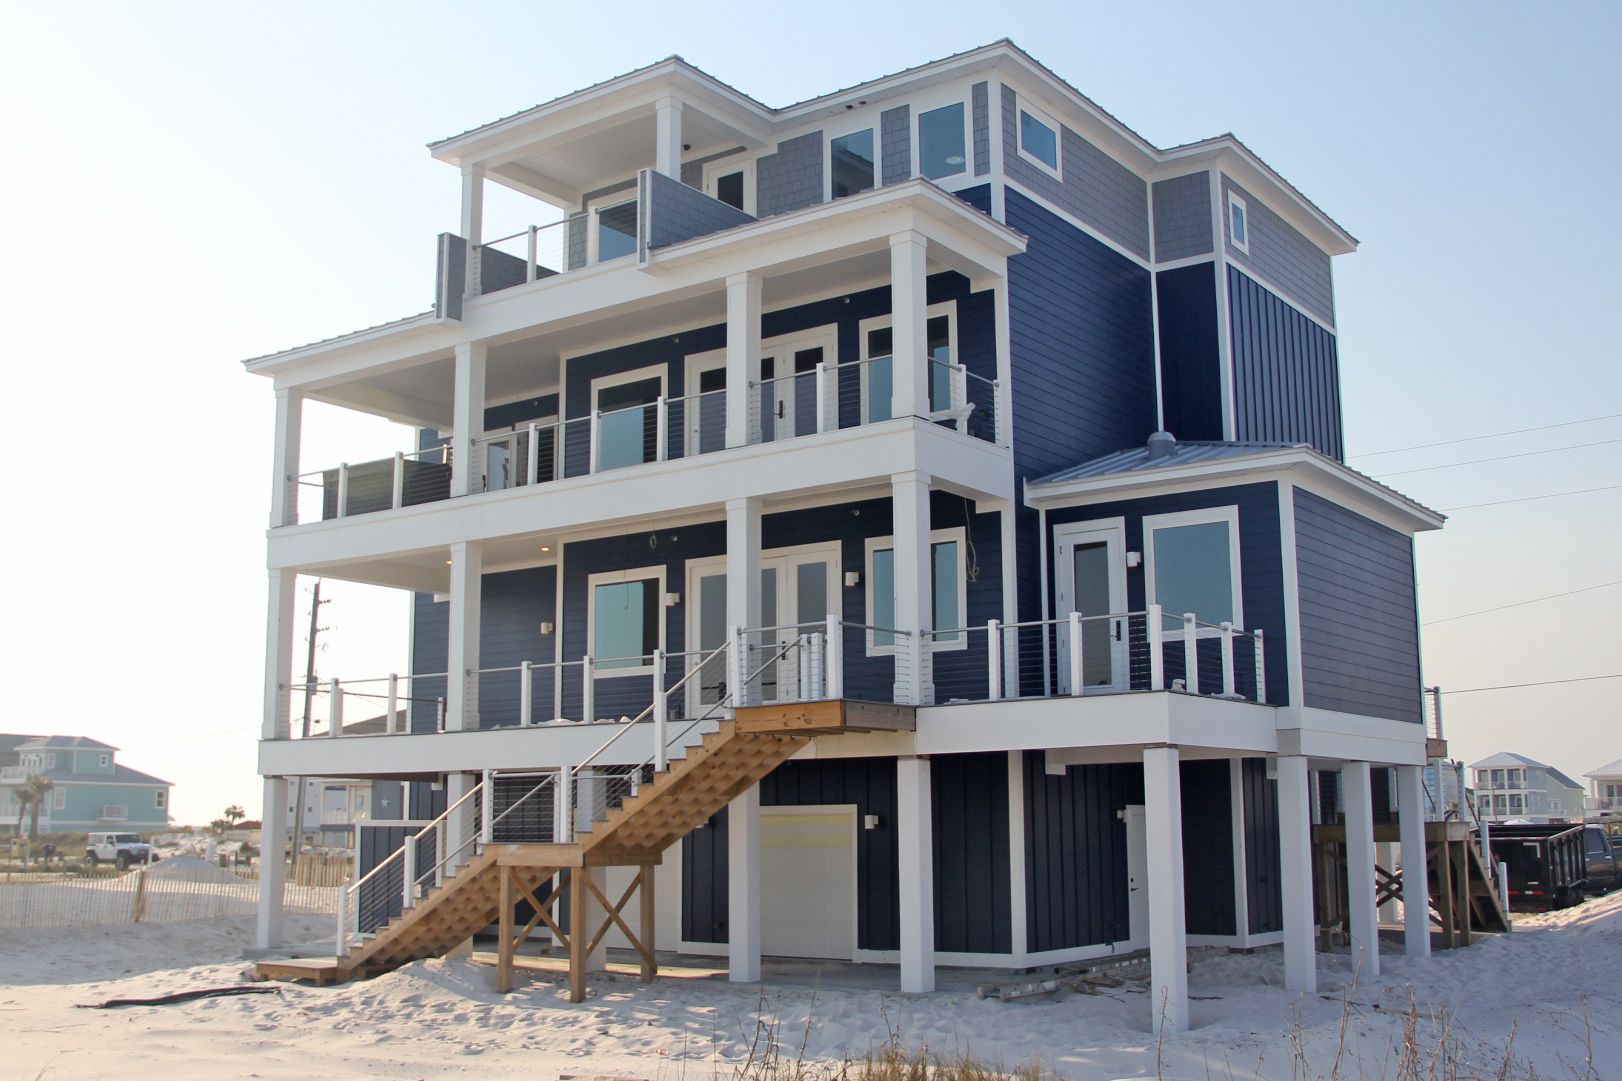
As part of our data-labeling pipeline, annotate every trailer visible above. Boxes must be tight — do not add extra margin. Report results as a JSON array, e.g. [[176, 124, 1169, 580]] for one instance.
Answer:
[[1486, 823, 1588, 911]]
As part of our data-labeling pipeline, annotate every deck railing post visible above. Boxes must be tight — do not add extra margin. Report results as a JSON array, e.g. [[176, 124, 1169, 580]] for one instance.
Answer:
[[1182, 613, 1200, 695], [1068, 611, 1085, 697], [481, 770, 494, 844], [655, 397, 669, 462], [526, 224, 538, 284], [335, 463, 350, 518], [1254, 629, 1267, 704], [987, 619, 1002, 701], [1148, 604, 1165, 690], [387, 673, 399, 734], [328, 678, 343, 736], [588, 409, 601, 474], [436, 697, 446, 732], [653, 649, 668, 772], [402, 836, 416, 910], [1220, 622, 1237, 697], [391, 451, 405, 509], [335, 889, 349, 953], [815, 364, 830, 433], [520, 661, 533, 727], [526, 422, 540, 486], [824, 615, 843, 700], [581, 655, 595, 723]]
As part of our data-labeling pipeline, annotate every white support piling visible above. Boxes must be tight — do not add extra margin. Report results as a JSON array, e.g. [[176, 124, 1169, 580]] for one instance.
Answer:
[[1277, 755, 1318, 993], [1342, 760, 1381, 977]]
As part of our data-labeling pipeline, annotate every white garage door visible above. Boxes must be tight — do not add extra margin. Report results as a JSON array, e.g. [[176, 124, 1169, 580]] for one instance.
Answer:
[[761, 807, 857, 960]]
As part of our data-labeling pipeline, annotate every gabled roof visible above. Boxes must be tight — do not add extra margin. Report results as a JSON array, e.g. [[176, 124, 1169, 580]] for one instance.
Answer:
[[1469, 752, 1584, 791], [18, 735, 117, 752], [1024, 438, 1443, 534], [1586, 758, 1622, 779]]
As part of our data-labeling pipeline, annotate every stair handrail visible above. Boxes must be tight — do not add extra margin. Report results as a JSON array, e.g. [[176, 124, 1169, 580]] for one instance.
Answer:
[[570, 640, 731, 776]]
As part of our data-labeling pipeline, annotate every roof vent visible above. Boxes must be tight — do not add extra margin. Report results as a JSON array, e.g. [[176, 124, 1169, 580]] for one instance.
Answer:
[[1145, 431, 1177, 461]]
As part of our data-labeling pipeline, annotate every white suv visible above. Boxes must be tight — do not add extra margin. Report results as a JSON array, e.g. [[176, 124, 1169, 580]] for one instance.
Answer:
[[86, 832, 156, 870]]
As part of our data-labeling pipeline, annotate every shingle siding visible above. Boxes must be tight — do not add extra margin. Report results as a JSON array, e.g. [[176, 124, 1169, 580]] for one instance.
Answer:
[[1152, 172, 1213, 261], [880, 105, 911, 185], [1293, 488, 1422, 723], [1229, 266, 1344, 460], [756, 130, 824, 217], [1221, 176, 1335, 325], [646, 169, 754, 250], [971, 81, 990, 176], [1001, 85, 1149, 259]]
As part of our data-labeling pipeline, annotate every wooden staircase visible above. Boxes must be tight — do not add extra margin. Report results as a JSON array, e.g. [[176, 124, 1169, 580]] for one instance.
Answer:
[[255, 704, 902, 995]]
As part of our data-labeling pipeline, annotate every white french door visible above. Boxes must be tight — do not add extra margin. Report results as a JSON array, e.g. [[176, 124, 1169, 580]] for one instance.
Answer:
[[1053, 520, 1129, 693], [758, 329, 835, 442]]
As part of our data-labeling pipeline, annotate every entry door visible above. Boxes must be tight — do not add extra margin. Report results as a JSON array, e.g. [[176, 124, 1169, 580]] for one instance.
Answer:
[[594, 373, 663, 471], [1054, 521, 1129, 693], [685, 559, 730, 716], [1124, 804, 1149, 949], [684, 351, 727, 457], [759, 333, 833, 443]]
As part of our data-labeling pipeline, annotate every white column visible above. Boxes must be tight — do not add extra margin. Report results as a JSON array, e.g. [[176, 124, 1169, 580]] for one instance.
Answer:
[[460, 164, 484, 246], [255, 776, 289, 948], [1341, 761, 1380, 977], [888, 231, 929, 420], [446, 540, 483, 731], [450, 342, 487, 497], [654, 98, 684, 179], [728, 783, 761, 982], [726, 497, 762, 704], [890, 472, 933, 704], [897, 756, 935, 993], [1143, 746, 1189, 1032], [262, 570, 297, 741], [1277, 755, 1317, 993], [269, 387, 302, 527], [725, 272, 762, 448], [1396, 764, 1431, 958]]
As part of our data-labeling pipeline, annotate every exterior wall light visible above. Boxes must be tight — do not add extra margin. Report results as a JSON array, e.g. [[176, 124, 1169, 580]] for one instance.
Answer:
[[844, 571, 861, 588]]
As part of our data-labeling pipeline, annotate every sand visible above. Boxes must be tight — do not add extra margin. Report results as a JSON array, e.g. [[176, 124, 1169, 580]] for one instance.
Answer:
[[3, 894, 1618, 1079]]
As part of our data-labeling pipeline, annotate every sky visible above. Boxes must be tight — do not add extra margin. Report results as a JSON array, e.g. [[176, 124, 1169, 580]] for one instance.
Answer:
[[1, 3, 1618, 825]]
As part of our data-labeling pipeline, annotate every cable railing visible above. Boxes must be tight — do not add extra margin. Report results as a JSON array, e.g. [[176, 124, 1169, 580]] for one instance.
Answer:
[[469, 218, 576, 294], [280, 673, 449, 738], [293, 445, 453, 525]]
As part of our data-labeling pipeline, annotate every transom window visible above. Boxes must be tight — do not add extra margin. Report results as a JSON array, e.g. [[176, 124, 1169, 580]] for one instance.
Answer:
[[830, 128, 876, 199], [864, 528, 968, 654], [1143, 507, 1242, 629], [1017, 104, 1060, 175], [1228, 192, 1249, 254], [917, 102, 967, 180], [589, 568, 665, 674]]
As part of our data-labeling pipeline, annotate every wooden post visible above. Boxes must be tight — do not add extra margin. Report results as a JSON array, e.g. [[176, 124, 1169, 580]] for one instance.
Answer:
[[498, 864, 514, 993], [569, 869, 587, 1002], [639, 864, 657, 982], [1436, 838, 1455, 948], [1453, 839, 1471, 946]]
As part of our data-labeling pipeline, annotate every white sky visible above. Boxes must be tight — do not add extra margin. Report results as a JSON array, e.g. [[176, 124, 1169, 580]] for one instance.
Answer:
[[1, 3, 1617, 824]]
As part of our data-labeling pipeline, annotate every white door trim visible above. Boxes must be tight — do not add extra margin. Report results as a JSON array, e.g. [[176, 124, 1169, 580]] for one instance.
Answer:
[[1053, 517, 1128, 692]]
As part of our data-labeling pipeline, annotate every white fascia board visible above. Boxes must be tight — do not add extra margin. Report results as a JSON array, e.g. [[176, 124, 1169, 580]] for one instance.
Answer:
[[1274, 707, 1428, 766], [260, 720, 675, 778], [901, 693, 1276, 757], [265, 419, 1013, 574], [1025, 449, 1443, 534], [243, 312, 450, 380]]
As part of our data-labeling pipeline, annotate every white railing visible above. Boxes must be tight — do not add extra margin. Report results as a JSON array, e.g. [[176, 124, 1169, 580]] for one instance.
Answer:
[[280, 673, 449, 738], [294, 444, 452, 525]]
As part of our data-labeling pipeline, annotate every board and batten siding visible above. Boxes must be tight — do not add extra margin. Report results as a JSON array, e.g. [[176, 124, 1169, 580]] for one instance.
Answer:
[[1229, 267, 1344, 460], [1293, 488, 1423, 723], [1179, 759, 1237, 936], [1220, 176, 1335, 326], [1241, 757, 1284, 934], [1023, 754, 1141, 952]]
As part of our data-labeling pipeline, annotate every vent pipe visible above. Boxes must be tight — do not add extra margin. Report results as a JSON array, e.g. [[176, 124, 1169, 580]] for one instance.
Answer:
[[1145, 431, 1176, 461]]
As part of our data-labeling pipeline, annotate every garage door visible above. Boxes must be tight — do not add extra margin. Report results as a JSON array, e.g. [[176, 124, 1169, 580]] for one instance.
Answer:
[[761, 807, 856, 960]]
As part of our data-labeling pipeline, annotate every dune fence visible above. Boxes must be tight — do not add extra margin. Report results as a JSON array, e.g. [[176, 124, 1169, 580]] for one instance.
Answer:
[[0, 866, 338, 931]]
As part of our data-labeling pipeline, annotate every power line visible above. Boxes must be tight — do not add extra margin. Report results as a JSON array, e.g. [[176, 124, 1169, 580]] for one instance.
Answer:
[[1440, 483, 1622, 511], [1441, 673, 1622, 695], [1375, 437, 1622, 478], [1351, 413, 1622, 459], [1424, 579, 1622, 626]]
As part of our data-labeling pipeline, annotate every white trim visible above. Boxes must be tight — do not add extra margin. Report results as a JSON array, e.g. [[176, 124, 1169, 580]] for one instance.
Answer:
[[987, 78, 1007, 222], [1210, 171, 1237, 440], [585, 565, 666, 678], [1013, 96, 1062, 180], [912, 91, 974, 185], [1142, 505, 1244, 630], [1155, 253, 1218, 272], [701, 155, 756, 216], [1277, 481, 1304, 711], [864, 527, 970, 655], [1006, 750, 1027, 957], [1227, 191, 1250, 255], [1052, 516, 1130, 692]]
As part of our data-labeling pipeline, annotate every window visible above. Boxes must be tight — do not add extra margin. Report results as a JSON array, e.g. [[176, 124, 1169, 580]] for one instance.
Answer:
[[1143, 507, 1242, 629], [704, 158, 755, 215], [593, 196, 639, 262], [155, 790, 167, 809], [716, 171, 745, 211], [1017, 104, 1060, 175], [98, 754, 110, 769], [590, 365, 665, 472], [1491, 769, 1505, 788], [864, 528, 968, 653], [589, 569, 664, 674], [1507, 769, 1523, 788], [1228, 192, 1249, 254], [829, 128, 876, 198], [858, 307, 956, 423], [917, 102, 967, 180], [53, 787, 66, 810]]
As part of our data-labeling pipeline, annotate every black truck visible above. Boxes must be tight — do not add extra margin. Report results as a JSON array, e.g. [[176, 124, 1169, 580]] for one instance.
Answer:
[[1484, 823, 1589, 911], [1583, 826, 1620, 895]]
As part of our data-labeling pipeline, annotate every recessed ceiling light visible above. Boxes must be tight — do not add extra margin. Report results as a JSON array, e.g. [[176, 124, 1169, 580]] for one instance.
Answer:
[[540, 545, 552, 553]]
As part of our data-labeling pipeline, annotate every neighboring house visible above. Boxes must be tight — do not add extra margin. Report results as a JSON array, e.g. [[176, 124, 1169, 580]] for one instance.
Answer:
[[1470, 752, 1585, 823], [286, 778, 372, 850], [1586, 758, 1622, 814], [0, 735, 171, 835], [247, 42, 1443, 1027], [1422, 759, 1468, 821]]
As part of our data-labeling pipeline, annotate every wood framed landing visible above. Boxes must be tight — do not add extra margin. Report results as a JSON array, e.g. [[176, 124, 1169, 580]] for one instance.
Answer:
[[251, 957, 352, 986], [735, 698, 915, 735]]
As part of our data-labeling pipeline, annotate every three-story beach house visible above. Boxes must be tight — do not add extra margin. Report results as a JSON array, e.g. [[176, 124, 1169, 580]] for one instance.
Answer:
[[247, 42, 1441, 1028]]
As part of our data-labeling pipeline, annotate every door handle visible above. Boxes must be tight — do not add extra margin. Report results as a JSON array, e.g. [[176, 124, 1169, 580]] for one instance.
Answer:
[[1113, 619, 1123, 642], [776, 401, 785, 419]]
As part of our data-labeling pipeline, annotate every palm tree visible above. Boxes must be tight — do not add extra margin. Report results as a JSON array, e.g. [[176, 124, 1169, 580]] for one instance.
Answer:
[[224, 805, 245, 828], [15, 776, 54, 865]]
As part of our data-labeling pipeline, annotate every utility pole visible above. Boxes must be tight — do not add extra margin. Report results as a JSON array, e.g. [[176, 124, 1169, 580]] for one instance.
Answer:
[[289, 579, 326, 870]]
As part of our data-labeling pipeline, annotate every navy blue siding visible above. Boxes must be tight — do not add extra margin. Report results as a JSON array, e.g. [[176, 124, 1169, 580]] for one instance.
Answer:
[[931, 752, 1012, 953], [484, 394, 558, 430], [1293, 488, 1422, 723], [1045, 483, 1288, 706], [1006, 187, 1156, 631], [646, 169, 755, 249], [1241, 757, 1283, 934], [1180, 759, 1236, 936], [1230, 267, 1344, 461], [681, 756, 901, 951], [1156, 262, 1224, 442], [1024, 753, 1142, 952], [410, 566, 557, 730]]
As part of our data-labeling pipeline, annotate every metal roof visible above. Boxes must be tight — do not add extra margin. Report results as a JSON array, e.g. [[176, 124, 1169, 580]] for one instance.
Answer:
[[1586, 758, 1622, 779], [1468, 752, 1584, 791], [1031, 440, 1302, 486], [17, 735, 117, 751]]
